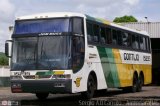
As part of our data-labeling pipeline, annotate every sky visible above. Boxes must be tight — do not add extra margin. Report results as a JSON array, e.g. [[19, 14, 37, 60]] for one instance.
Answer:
[[0, 0, 160, 52]]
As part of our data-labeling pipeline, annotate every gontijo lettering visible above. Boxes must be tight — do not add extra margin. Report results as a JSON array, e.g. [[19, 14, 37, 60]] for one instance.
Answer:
[[124, 53, 139, 61]]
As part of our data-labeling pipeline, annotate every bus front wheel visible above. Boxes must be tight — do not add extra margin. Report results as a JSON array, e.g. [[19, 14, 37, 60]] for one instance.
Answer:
[[36, 93, 49, 100], [81, 75, 96, 99]]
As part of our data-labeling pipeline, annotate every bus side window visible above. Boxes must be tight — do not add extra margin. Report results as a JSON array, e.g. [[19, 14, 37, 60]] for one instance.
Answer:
[[117, 30, 122, 46], [112, 29, 117, 45], [148, 37, 151, 52], [143, 36, 146, 50], [140, 36, 144, 50], [146, 37, 151, 52], [136, 35, 140, 49], [100, 27, 106, 44], [93, 24, 100, 42], [128, 34, 132, 47], [106, 28, 112, 44], [122, 32, 132, 47], [87, 22, 93, 43], [132, 34, 139, 49], [122, 32, 128, 47]]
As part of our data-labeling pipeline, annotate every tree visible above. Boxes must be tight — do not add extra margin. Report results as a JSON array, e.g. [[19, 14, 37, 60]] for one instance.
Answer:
[[0, 52, 9, 66], [113, 15, 138, 23]]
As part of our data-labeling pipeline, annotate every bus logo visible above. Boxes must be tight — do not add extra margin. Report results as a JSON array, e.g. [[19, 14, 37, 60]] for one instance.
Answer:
[[74, 77, 82, 87]]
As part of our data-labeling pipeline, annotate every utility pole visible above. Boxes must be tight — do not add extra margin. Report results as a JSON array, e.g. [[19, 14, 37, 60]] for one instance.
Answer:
[[144, 17, 150, 34]]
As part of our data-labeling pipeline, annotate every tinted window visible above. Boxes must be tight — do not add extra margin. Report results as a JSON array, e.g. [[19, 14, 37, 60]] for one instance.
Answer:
[[93, 24, 99, 42], [112, 30, 117, 45], [122, 32, 131, 47], [122, 32, 128, 46], [117, 30, 122, 46], [140, 36, 144, 50], [73, 18, 83, 34], [143, 37, 146, 50], [87, 22, 93, 42], [146, 37, 150, 52], [140, 36, 147, 50], [72, 36, 85, 72], [100, 27, 106, 44], [14, 19, 71, 34], [106, 28, 112, 44], [132, 35, 139, 49]]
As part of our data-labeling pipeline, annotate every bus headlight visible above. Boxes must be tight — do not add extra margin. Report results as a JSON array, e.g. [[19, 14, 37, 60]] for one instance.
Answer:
[[52, 74, 71, 79], [10, 76, 23, 80]]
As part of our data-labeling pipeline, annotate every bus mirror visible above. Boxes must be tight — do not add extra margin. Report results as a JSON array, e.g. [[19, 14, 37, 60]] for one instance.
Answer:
[[5, 40, 12, 58]]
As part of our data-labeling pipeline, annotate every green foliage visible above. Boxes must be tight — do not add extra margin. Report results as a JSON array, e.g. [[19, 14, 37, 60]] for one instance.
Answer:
[[0, 52, 9, 66], [113, 15, 138, 23]]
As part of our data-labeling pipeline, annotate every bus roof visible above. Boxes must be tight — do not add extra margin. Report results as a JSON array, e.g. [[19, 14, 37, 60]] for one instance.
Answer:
[[16, 12, 85, 20], [16, 12, 149, 36]]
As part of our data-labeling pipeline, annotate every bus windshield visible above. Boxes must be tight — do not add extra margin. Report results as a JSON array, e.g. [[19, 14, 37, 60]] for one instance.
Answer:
[[11, 36, 72, 70], [11, 17, 85, 71]]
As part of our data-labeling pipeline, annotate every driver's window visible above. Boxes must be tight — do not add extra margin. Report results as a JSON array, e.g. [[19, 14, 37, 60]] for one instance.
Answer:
[[73, 18, 84, 35], [72, 36, 85, 72]]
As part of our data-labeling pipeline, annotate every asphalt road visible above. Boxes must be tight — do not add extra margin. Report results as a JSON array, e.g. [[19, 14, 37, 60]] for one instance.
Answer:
[[0, 86, 160, 106]]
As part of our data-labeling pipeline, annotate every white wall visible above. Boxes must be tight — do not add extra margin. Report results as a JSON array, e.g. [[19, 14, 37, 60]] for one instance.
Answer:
[[121, 22, 160, 38], [0, 66, 10, 77]]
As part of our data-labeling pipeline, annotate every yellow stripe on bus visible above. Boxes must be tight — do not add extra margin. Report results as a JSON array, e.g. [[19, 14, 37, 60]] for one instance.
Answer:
[[112, 49, 152, 87], [54, 71, 65, 75]]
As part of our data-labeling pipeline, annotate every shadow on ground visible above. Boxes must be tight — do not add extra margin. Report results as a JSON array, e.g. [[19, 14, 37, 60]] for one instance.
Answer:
[[18, 89, 160, 106]]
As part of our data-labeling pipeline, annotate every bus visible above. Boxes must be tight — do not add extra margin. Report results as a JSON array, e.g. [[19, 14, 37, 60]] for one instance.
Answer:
[[5, 12, 152, 99]]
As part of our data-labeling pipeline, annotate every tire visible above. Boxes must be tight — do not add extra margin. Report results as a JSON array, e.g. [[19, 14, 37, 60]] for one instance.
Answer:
[[81, 75, 96, 99], [131, 74, 138, 93], [137, 75, 144, 92], [36, 93, 49, 100], [123, 74, 138, 93]]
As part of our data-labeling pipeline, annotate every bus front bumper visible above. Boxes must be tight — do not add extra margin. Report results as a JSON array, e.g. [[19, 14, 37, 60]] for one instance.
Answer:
[[11, 79, 72, 93]]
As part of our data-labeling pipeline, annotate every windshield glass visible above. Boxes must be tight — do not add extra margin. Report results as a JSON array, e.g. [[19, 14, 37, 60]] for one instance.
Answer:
[[14, 18, 71, 34], [11, 36, 72, 70], [38, 36, 72, 70], [11, 37, 37, 70]]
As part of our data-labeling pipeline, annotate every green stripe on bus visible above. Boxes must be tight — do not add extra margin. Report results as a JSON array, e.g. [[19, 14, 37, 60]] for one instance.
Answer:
[[97, 46, 120, 88], [105, 48, 120, 87], [36, 71, 52, 75]]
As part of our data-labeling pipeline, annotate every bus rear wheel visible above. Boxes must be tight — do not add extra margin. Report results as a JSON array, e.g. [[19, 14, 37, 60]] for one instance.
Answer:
[[81, 75, 96, 99], [123, 74, 138, 93], [137, 75, 144, 92], [36, 93, 49, 100], [131, 74, 138, 93]]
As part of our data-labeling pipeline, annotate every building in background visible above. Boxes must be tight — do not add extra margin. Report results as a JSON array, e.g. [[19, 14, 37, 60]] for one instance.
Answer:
[[121, 22, 160, 85], [0, 66, 10, 87]]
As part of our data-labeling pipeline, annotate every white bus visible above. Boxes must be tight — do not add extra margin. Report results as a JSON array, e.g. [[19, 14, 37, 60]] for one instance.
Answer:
[[5, 12, 152, 99]]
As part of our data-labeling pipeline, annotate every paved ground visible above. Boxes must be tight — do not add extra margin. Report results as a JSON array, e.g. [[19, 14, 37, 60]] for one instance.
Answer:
[[0, 86, 160, 106]]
